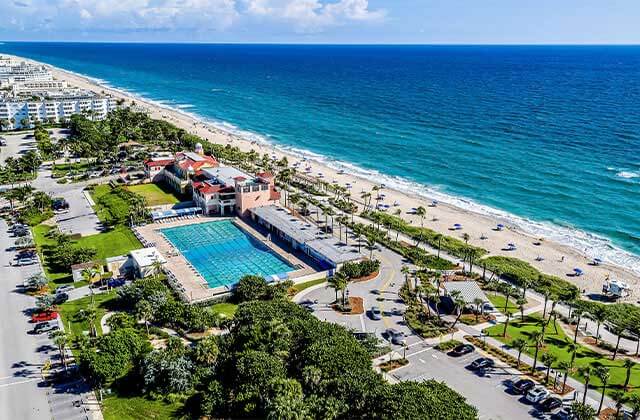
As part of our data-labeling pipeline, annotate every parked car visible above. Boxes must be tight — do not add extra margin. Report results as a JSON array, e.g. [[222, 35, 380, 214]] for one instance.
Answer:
[[53, 293, 69, 305], [385, 328, 406, 345], [15, 257, 37, 266], [52, 198, 69, 212], [449, 343, 475, 357], [469, 357, 495, 370], [526, 385, 550, 404], [551, 407, 573, 420], [512, 378, 536, 394], [32, 321, 59, 334], [369, 306, 383, 320], [55, 285, 74, 295], [539, 397, 563, 412], [107, 278, 126, 288], [0, 138, 7, 146], [30, 311, 58, 323]]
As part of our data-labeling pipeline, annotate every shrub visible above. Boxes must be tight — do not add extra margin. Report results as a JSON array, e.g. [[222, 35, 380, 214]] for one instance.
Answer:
[[480, 256, 579, 298], [435, 339, 462, 352]]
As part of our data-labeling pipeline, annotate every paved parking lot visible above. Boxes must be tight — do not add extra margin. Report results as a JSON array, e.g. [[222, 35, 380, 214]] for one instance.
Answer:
[[393, 347, 562, 420], [0, 131, 37, 164]]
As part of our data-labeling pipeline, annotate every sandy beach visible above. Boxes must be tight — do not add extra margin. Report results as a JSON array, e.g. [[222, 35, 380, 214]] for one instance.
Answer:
[[16, 55, 638, 297]]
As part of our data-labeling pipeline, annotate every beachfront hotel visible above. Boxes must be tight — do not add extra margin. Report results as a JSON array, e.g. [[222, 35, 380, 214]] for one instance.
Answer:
[[144, 145, 280, 216], [0, 57, 119, 130]]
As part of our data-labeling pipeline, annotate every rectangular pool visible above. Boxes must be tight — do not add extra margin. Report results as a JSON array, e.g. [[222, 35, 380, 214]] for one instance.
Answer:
[[161, 220, 295, 289]]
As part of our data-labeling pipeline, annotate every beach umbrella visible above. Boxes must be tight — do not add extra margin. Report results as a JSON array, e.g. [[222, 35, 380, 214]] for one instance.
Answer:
[[497, 223, 504, 230], [432, 200, 438, 206], [573, 268, 583, 276], [454, 223, 462, 229], [593, 258, 603, 265]]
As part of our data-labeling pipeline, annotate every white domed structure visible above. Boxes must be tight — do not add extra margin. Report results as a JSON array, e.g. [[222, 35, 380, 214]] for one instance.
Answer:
[[195, 142, 204, 155]]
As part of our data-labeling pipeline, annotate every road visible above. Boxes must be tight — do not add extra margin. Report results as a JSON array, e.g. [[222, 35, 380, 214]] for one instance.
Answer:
[[0, 219, 52, 419]]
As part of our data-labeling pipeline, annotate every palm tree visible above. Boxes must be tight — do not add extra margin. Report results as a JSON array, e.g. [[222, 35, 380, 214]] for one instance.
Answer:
[[520, 277, 531, 298], [472, 297, 484, 323], [573, 306, 585, 344], [588, 305, 608, 345], [579, 365, 593, 405], [628, 394, 640, 420], [558, 360, 571, 393], [610, 322, 628, 360], [450, 290, 466, 329], [541, 352, 557, 384], [49, 330, 69, 370], [623, 358, 635, 391], [366, 235, 377, 259], [329, 272, 348, 305], [541, 288, 552, 318], [566, 338, 579, 370], [415, 206, 426, 229], [136, 299, 153, 335], [594, 366, 610, 415], [511, 338, 528, 368], [498, 283, 514, 314], [433, 233, 443, 258], [611, 390, 627, 420], [516, 297, 528, 319], [502, 310, 512, 337], [151, 258, 164, 280], [530, 330, 545, 373]]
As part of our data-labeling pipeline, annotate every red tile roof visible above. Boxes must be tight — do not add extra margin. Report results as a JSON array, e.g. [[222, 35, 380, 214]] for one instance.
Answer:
[[144, 158, 175, 168], [175, 153, 218, 172], [256, 171, 274, 179], [233, 176, 247, 182]]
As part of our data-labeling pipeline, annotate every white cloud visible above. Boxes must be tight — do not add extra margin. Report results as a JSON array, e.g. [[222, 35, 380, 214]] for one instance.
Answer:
[[244, 0, 386, 32], [2, 0, 385, 37]]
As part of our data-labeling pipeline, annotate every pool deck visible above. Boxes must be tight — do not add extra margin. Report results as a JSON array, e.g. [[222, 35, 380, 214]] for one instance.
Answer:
[[134, 216, 313, 303]]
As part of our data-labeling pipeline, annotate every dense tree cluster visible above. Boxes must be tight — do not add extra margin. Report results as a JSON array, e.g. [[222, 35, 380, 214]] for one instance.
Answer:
[[233, 275, 293, 303], [192, 299, 477, 419]]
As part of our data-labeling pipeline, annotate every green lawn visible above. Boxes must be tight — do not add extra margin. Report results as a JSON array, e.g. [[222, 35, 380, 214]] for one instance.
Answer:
[[487, 293, 519, 315], [33, 224, 141, 287], [127, 183, 181, 207], [208, 302, 238, 319], [75, 225, 141, 260], [102, 394, 182, 420], [52, 161, 93, 178], [486, 314, 640, 397], [291, 278, 326, 295], [90, 184, 132, 225], [58, 291, 117, 337]]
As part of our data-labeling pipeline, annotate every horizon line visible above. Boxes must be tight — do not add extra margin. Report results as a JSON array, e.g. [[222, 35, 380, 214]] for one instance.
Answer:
[[2, 40, 640, 47]]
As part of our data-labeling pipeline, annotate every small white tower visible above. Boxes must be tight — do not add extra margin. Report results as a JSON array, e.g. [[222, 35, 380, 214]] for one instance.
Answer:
[[195, 142, 204, 155]]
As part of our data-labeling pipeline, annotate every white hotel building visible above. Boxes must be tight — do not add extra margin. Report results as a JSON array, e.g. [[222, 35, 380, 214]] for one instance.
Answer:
[[0, 95, 118, 129]]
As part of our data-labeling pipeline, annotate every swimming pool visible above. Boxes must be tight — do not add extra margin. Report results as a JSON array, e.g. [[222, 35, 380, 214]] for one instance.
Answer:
[[161, 220, 295, 289]]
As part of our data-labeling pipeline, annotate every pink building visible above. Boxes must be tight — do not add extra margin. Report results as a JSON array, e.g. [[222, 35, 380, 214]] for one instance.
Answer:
[[192, 167, 280, 216]]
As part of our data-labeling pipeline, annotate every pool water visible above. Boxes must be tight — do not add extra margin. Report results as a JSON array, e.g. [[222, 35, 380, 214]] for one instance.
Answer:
[[161, 220, 295, 289]]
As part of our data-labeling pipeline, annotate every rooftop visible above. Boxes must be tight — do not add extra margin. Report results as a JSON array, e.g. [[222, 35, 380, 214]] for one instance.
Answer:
[[130, 247, 167, 267], [201, 165, 252, 187], [250, 205, 362, 266], [442, 281, 489, 304]]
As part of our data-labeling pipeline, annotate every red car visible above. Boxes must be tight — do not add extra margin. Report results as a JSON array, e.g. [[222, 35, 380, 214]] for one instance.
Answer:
[[30, 311, 58, 323]]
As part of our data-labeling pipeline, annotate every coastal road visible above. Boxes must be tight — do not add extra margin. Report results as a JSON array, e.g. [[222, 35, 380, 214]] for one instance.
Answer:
[[0, 219, 51, 419]]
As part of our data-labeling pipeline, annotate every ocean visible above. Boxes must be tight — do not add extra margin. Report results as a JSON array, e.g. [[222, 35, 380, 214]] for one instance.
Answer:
[[1, 43, 639, 272]]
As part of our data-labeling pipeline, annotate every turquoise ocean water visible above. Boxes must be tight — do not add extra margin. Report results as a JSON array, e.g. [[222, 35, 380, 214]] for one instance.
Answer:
[[0, 43, 638, 272]]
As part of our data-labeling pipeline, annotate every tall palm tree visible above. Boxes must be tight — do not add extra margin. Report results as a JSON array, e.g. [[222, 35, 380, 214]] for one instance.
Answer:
[[558, 360, 571, 393], [511, 338, 528, 368], [579, 365, 593, 405], [498, 283, 514, 314], [516, 297, 528, 319], [610, 322, 628, 360], [50, 330, 69, 370], [136, 299, 153, 335], [530, 330, 545, 373], [623, 358, 635, 391], [415, 206, 426, 228], [472, 297, 484, 323], [434, 233, 443, 259], [329, 272, 348, 305], [594, 366, 610, 415], [628, 394, 640, 420], [611, 390, 627, 420], [450, 290, 466, 329], [502, 310, 512, 338], [366, 235, 377, 259], [541, 352, 557, 384]]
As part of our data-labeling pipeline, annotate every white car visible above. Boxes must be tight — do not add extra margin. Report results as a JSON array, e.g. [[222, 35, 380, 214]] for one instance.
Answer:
[[526, 385, 550, 404]]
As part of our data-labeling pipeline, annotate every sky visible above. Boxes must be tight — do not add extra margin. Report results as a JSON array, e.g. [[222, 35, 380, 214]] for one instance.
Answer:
[[1, 0, 640, 44]]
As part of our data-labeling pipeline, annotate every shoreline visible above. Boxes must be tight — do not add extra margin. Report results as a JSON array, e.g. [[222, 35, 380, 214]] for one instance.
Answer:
[[7, 53, 640, 296]]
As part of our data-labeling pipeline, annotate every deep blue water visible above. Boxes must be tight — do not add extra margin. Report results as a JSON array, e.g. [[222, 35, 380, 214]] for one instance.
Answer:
[[1, 43, 639, 270]]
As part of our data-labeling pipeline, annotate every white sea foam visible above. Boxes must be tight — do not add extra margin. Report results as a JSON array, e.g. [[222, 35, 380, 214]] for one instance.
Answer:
[[176, 104, 195, 109], [39, 58, 640, 276], [617, 171, 640, 179]]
